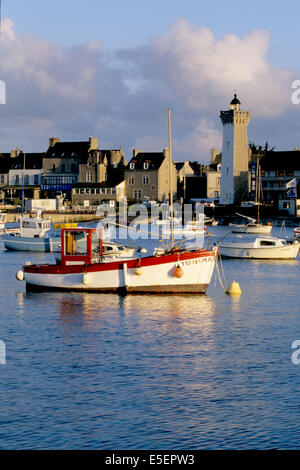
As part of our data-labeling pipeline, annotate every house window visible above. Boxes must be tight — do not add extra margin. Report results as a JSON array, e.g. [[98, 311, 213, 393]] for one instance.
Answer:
[[144, 162, 149, 170], [34, 175, 39, 185], [85, 188, 90, 194], [96, 188, 100, 194], [86, 172, 93, 182], [151, 185, 156, 191], [134, 189, 142, 199], [91, 188, 95, 194], [52, 164, 56, 172], [80, 188, 84, 194], [15, 175, 19, 185], [24, 175, 29, 185], [112, 188, 116, 195], [130, 162, 135, 170], [142, 175, 149, 185], [61, 164, 65, 173], [0, 175, 4, 184], [128, 176, 134, 185]]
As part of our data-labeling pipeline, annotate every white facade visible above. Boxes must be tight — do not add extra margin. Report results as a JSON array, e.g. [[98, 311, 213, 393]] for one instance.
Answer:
[[9, 169, 42, 186]]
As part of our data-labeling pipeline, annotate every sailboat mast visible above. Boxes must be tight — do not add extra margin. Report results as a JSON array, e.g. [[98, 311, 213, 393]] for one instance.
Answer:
[[168, 109, 174, 247], [257, 164, 260, 224]]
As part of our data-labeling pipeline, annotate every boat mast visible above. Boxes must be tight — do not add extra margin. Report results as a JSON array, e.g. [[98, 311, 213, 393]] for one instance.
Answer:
[[168, 109, 174, 247], [257, 163, 260, 224]]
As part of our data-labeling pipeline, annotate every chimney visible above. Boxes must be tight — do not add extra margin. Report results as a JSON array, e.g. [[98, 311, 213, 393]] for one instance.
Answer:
[[210, 148, 219, 164], [10, 148, 21, 158], [49, 136, 59, 147], [133, 149, 141, 157], [89, 136, 98, 150]]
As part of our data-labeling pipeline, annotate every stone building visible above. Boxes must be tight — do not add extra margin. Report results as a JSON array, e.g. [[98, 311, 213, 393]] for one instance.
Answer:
[[220, 94, 251, 204], [124, 149, 177, 202]]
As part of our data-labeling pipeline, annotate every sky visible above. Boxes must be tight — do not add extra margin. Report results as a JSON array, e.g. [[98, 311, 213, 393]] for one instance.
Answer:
[[1, 0, 300, 162]]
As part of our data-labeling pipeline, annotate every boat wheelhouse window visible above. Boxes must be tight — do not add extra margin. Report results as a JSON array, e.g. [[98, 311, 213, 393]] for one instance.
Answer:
[[260, 240, 276, 246], [91, 231, 101, 255], [64, 230, 88, 256], [22, 221, 37, 229]]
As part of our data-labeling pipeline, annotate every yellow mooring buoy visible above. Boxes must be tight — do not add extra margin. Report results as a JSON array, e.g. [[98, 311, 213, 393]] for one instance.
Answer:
[[225, 280, 242, 295]]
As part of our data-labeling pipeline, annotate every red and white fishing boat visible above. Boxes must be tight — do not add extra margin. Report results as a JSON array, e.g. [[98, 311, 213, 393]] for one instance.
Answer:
[[16, 227, 217, 293]]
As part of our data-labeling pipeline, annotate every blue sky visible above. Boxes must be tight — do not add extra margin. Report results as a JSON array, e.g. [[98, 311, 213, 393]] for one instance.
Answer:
[[1, 0, 300, 160]]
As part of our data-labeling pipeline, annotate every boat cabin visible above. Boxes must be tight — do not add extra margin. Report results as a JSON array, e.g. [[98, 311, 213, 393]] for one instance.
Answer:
[[61, 228, 104, 265], [19, 216, 51, 238]]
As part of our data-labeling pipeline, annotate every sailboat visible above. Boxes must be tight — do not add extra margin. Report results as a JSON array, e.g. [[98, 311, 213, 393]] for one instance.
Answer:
[[229, 163, 272, 234], [16, 110, 218, 293]]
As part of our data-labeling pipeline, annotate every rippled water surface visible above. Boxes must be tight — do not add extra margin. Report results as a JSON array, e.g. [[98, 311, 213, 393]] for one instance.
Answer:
[[0, 225, 300, 449]]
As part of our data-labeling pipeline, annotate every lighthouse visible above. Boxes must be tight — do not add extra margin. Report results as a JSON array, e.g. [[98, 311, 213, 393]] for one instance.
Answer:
[[220, 94, 250, 204]]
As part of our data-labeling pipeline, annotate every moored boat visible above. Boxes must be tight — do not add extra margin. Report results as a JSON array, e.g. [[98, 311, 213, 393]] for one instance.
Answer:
[[2, 214, 61, 252], [229, 213, 272, 234], [219, 234, 299, 259], [16, 227, 218, 293]]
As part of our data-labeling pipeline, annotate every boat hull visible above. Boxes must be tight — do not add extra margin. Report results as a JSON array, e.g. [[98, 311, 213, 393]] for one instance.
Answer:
[[2, 234, 61, 252], [229, 224, 272, 234], [23, 249, 217, 293], [219, 244, 299, 259]]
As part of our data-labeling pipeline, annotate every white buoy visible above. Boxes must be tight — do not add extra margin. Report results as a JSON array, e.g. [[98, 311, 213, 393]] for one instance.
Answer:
[[225, 280, 241, 295], [16, 270, 24, 281], [139, 248, 147, 254], [135, 267, 143, 276], [82, 273, 89, 285]]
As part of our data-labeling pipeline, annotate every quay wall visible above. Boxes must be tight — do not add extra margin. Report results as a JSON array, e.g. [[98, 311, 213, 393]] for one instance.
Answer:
[[4, 212, 102, 224]]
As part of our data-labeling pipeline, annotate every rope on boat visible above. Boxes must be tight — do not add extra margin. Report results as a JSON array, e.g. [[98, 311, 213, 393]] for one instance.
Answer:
[[214, 250, 226, 291]]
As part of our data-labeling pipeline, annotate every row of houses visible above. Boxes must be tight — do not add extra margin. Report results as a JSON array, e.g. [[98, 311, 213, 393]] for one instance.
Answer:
[[1, 132, 298, 210], [0, 136, 222, 207]]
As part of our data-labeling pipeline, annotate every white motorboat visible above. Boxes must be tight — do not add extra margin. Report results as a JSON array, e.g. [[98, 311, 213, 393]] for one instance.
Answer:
[[16, 227, 218, 293], [2, 213, 61, 252], [229, 213, 272, 234], [219, 234, 299, 259]]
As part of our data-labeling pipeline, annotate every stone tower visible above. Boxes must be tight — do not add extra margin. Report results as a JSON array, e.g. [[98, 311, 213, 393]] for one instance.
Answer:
[[220, 94, 250, 204]]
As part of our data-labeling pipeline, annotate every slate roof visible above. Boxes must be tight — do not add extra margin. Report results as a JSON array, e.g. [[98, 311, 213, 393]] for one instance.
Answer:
[[126, 152, 165, 170], [260, 151, 300, 171], [9, 152, 44, 170], [0, 153, 12, 173], [44, 141, 91, 162]]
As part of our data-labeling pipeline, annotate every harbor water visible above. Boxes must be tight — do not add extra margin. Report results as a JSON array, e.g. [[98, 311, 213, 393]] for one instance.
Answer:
[[0, 225, 300, 449]]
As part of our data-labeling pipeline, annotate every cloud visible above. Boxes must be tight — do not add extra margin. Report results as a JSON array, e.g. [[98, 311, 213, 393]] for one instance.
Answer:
[[0, 17, 297, 160], [120, 18, 293, 119]]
